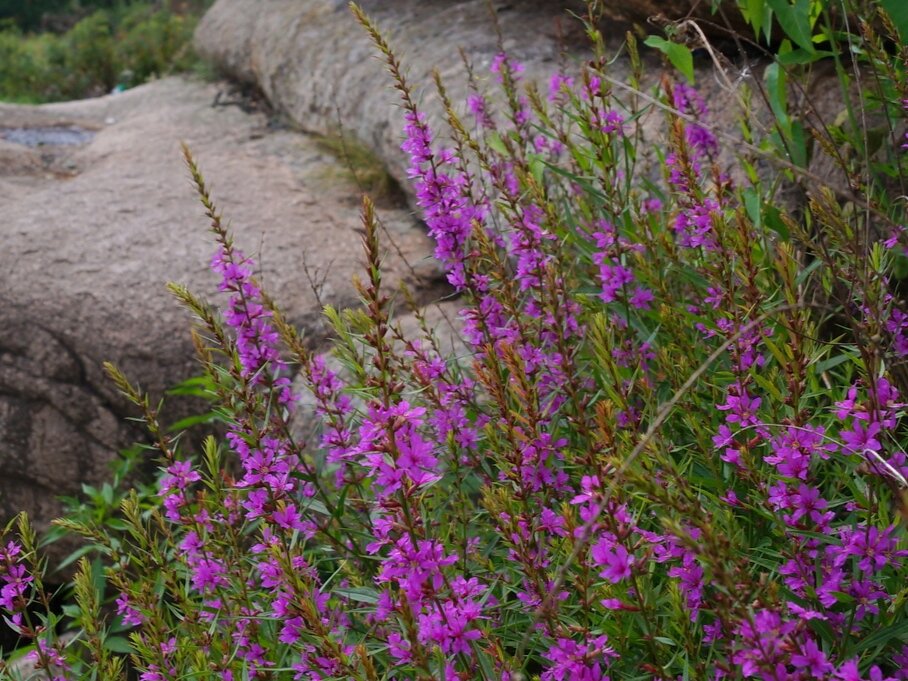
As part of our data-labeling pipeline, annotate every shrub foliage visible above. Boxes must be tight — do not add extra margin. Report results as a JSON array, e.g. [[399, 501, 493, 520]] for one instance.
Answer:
[[0, 2, 201, 102]]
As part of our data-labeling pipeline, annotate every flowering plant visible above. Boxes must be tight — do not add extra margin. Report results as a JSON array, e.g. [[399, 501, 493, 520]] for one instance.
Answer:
[[2, 1, 907, 680]]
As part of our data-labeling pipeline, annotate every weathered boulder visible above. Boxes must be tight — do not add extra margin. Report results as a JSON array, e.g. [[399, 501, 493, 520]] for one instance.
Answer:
[[194, 1, 766, 189], [195, 0, 589, 197], [195, 0, 851, 202], [0, 76, 441, 559]]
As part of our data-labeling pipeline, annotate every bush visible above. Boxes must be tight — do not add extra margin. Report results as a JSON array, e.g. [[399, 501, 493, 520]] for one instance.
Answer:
[[0, 0, 69, 32], [0, 1, 212, 32], [0, 29, 57, 103], [115, 5, 197, 85], [1, 1, 907, 679], [0, 2, 200, 102], [57, 11, 118, 95]]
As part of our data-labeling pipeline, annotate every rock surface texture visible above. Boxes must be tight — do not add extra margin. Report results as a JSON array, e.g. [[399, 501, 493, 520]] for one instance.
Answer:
[[195, 0, 849, 199], [195, 1, 760, 191], [0, 77, 440, 556], [195, 0, 593, 196]]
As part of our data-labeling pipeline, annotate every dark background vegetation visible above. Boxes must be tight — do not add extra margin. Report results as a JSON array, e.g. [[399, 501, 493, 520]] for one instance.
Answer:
[[0, 1, 209, 31], [0, 1, 213, 102]]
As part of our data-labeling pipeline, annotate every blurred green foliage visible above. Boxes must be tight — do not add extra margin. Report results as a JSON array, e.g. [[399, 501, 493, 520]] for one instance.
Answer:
[[0, 0, 69, 32], [0, 2, 206, 102], [0, 2, 212, 31]]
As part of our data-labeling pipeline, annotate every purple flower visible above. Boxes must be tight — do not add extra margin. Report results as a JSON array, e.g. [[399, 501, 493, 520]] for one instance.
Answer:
[[791, 639, 834, 676], [115, 592, 144, 627], [591, 536, 634, 583], [788, 483, 828, 525], [717, 391, 762, 428], [490, 51, 524, 81], [539, 507, 568, 537], [629, 287, 654, 310], [674, 198, 720, 250], [0, 563, 32, 612], [401, 110, 484, 290], [190, 557, 228, 594], [594, 109, 625, 135], [841, 421, 882, 454], [599, 598, 626, 610], [667, 552, 705, 621], [848, 578, 887, 620], [836, 660, 899, 681], [212, 248, 290, 395], [159, 459, 200, 493], [467, 93, 494, 129], [713, 424, 735, 448], [584, 76, 602, 101], [542, 635, 617, 681], [765, 424, 835, 479], [355, 401, 441, 498], [548, 73, 574, 102], [672, 83, 718, 157], [417, 597, 483, 656], [595, 260, 634, 303], [836, 524, 906, 573], [387, 631, 412, 662], [732, 609, 797, 676]]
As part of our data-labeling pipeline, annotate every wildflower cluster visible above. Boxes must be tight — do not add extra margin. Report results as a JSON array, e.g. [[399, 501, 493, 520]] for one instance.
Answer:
[[0, 520, 71, 680], [2, 1, 908, 680]]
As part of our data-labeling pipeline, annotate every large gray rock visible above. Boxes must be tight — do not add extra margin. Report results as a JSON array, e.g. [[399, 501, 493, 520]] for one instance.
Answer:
[[0, 76, 441, 558], [194, 0, 851, 200], [195, 0, 590, 199], [191, 1, 747, 183]]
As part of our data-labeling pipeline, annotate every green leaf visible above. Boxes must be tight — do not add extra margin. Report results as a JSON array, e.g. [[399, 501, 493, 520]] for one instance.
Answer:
[[763, 202, 789, 239], [880, 0, 908, 46], [776, 48, 831, 65], [56, 543, 97, 572], [529, 153, 546, 187], [476, 648, 497, 681], [104, 636, 134, 654], [91, 556, 106, 596], [766, 0, 816, 53], [166, 411, 222, 432], [486, 132, 508, 156], [814, 352, 854, 374], [893, 254, 908, 280], [332, 484, 349, 523], [764, 63, 791, 134], [644, 36, 694, 84], [849, 617, 908, 655], [61, 603, 81, 619], [788, 120, 808, 167], [104, 518, 129, 532], [301, 498, 330, 517], [333, 587, 379, 604], [752, 371, 784, 403], [794, 256, 822, 286], [166, 374, 215, 397], [743, 187, 762, 231], [742, 0, 766, 38], [763, 333, 791, 367], [101, 482, 114, 507]]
